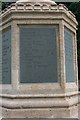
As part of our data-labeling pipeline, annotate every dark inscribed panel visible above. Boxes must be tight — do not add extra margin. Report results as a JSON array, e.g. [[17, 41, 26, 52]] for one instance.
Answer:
[[20, 25, 58, 83], [2, 28, 11, 84], [64, 27, 75, 82]]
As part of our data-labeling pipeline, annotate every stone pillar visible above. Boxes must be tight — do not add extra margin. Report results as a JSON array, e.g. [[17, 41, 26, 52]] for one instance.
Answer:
[[0, 0, 79, 118]]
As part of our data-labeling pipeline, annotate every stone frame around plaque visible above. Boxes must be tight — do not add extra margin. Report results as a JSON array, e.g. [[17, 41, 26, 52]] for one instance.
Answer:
[[14, 23, 61, 92], [12, 21, 78, 93], [0, 25, 12, 91], [63, 23, 78, 90], [1, 18, 78, 93]]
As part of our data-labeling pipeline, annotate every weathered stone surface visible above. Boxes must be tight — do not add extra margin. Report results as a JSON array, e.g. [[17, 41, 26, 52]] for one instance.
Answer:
[[16, 0, 56, 4], [0, 0, 78, 119]]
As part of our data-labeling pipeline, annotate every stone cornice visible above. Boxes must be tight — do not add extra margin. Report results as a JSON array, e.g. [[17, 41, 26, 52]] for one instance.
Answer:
[[1, 3, 78, 26], [1, 12, 77, 31]]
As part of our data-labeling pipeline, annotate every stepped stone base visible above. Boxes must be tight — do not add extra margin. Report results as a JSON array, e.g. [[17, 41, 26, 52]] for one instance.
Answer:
[[1, 106, 78, 118], [0, 93, 79, 119]]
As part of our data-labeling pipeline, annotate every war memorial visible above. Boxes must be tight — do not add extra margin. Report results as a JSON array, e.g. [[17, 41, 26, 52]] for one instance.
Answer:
[[0, 0, 79, 118]]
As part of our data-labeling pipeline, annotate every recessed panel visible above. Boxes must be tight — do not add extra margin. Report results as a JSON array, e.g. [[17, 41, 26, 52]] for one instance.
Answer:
[[64, 27, 75, 82], [2, 28, 11, 84], [0, 31, 2, 84], [20, 25, 58, 83]]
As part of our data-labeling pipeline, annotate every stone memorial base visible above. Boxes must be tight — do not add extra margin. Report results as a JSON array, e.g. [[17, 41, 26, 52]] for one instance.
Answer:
[[2, 107, 78, 118], [0, 0, 79, 119], [1, 93, 78, 118]]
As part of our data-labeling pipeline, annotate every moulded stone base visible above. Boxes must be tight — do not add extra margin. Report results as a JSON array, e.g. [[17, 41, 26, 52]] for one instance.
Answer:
[[0, 92, 79, 119], [1, 105, 78, 118]]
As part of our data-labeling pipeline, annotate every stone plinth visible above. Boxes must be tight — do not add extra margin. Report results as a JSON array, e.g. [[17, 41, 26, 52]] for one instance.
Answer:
[[0, 0, 79, 118]]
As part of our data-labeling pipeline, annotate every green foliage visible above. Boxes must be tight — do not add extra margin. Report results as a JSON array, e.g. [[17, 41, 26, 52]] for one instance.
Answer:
[[0, 1, 1, 7], [69, 2, 80, 21], [1, 2, 13, 10]]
